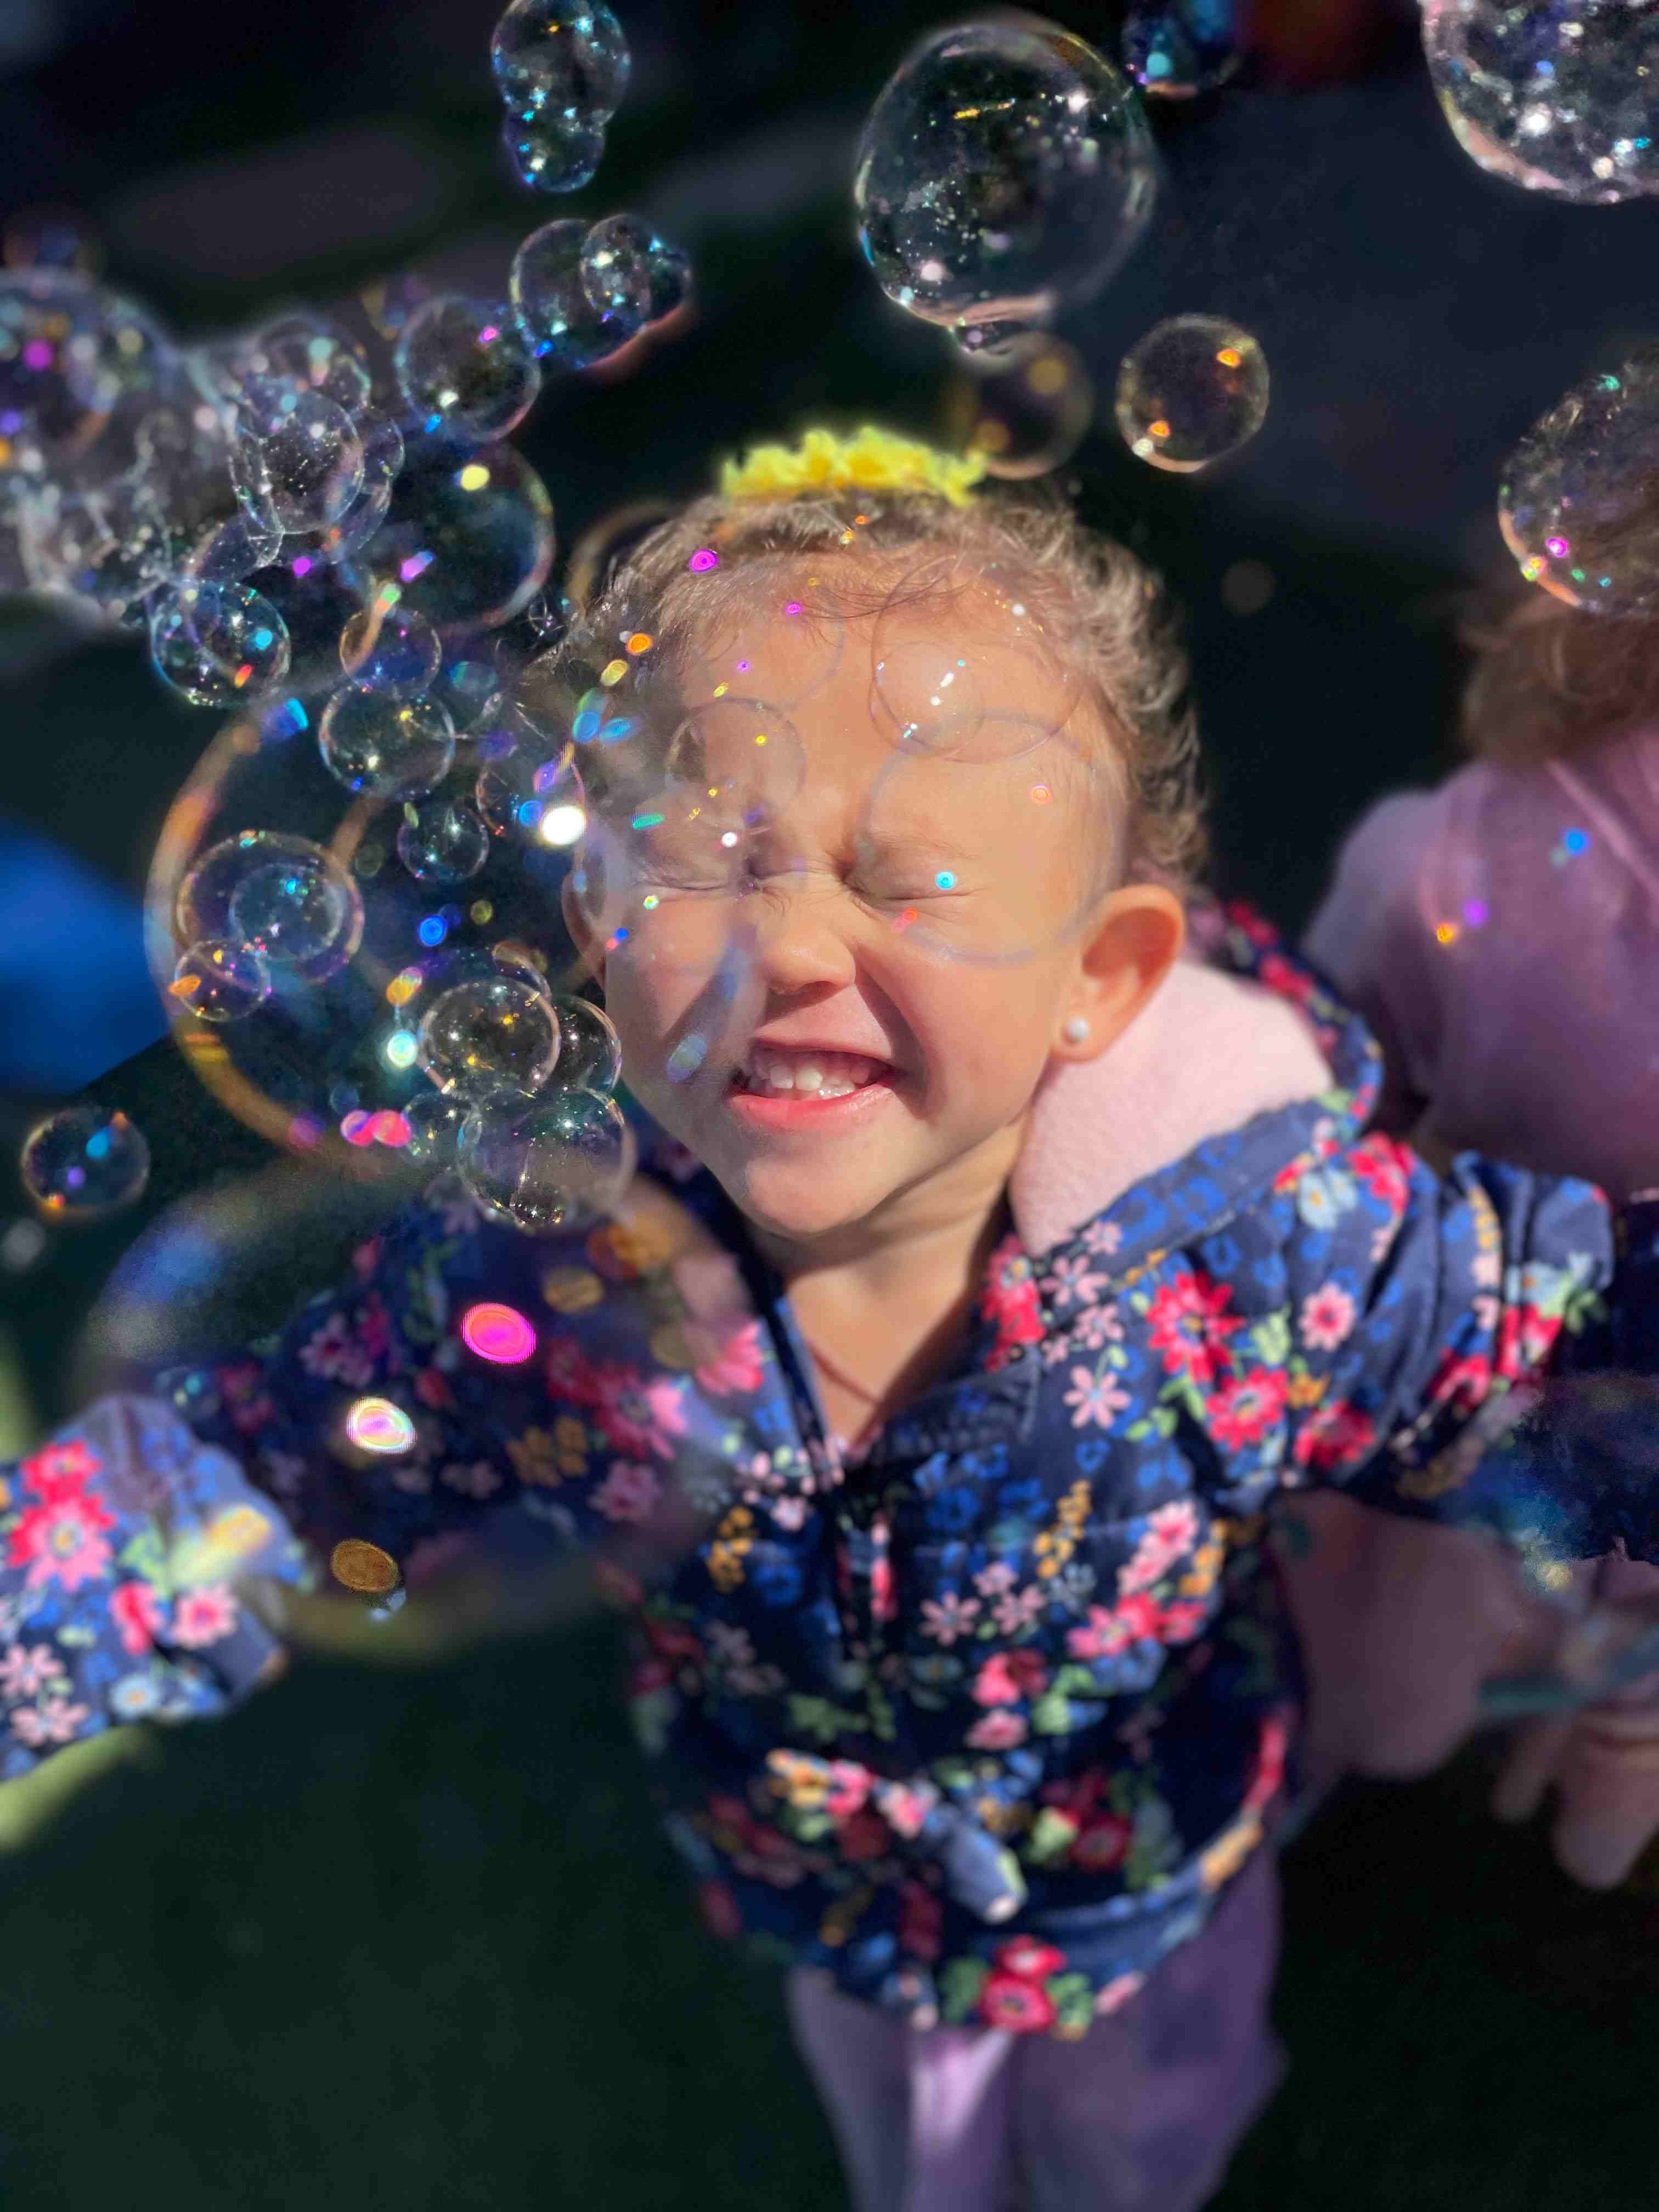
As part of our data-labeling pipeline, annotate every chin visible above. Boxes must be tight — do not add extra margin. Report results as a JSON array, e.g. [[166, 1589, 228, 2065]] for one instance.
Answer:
[[724, 1165, 893, 1243]]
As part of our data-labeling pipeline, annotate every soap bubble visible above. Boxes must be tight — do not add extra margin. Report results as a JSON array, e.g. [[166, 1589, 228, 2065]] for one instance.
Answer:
[[525, 588, 578, 642], [339, 589, 443, 697], [246, 558, 374, 698], [394, 295, 542, 443], [580, 215, 693, 324], [1115, 314, 1268, 472], [416, 974, 561, 1099], [178, 831, 364, 986], [403, 1088, 468, 1164], [490, 0, 630, 119], [431, 646, 506, 732], [458, 1084, 634, 1233], [18, 473, 171, 620], [149, 580, 292, 707], [947, 335, 1093, 479], [168, 938, 272, 1023], [476, 732, 580, 839], [501, 107, 607, 194], [360, 437, 554, 633], [359, 273, 434, 345], [1122, 1, 1243, 99], [870, 562, 1082, 760], [232, 388, 364, 532], [397, 795, 493, 883], [20, 1106, 150, 1219], [319, 682, 457, 798], [546, 994, 621, 1092], [0, 268, 171, 454], [854, 19, 1156, 345], [1498, 348, 1659, 614], [1421, 0, 1659, 205], [511, 218, 643, 369], [235, 314, 375, 418], [313, 408, 405, 566]]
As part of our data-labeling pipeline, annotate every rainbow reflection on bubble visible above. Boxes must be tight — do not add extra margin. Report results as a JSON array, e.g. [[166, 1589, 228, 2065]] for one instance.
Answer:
[[345, 1396, 417, 1453], [460, 1300, 538, 1363]]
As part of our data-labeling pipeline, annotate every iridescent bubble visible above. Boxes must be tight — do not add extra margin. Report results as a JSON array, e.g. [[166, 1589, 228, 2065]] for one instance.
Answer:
[[1421, 1, 1659, 205], [18, 473, 171, 621], [1498, 348, 1659, 614], [236, 314, 375, 418], [416, 974, 561, 1099], [854, 20, 1157, 344], [361, 437, 554, 633], [397, 795, 493, 883], [319, 682, 456, 798], [870, 563, 1081, 760], [580, 214, 693, 324], [1122, 1, 1243, 99], [525, 589, 578, 641], [476, 734, 580, 839], [20, 1107, 150, 1220], [394, 295, 542, 443], [177, 830, 363, 986], [403, 1087, 468, 1164], [510, 218, 642, 369], [0, 269, 171, 453], [949, 335, 1093, 479], [501, 107, 608, 194], [168, 938, 272, 1023], [149, 580, 292, 707], [458, 1084, 634, 1233], [1115, 314, 1268, 472], [246, 558, 373, 699], [314, 409, 405, 565], [359, 273, 434, 345], [339, 588, 443, 697], [181, 503, 284, 587], [547, 994, 622, 1092], [431, 646, 505, 731], [490, 0, 630, 118], [233, 388, 364, 533]]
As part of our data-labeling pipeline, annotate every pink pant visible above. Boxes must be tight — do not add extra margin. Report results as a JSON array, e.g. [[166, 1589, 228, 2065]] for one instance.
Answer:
[[785, 1849, 1284, 2212]]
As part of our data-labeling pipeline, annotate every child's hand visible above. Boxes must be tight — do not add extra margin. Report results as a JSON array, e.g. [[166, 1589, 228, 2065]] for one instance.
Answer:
[[1491, 1624, 1659, 1888]]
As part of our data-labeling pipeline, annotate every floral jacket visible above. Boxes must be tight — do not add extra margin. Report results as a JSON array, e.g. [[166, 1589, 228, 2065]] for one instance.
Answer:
[[4, 912, 1658, 2042]]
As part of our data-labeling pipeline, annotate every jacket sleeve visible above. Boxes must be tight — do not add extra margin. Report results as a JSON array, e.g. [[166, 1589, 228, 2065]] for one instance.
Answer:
[[1268, 1130, 1659, 1563]]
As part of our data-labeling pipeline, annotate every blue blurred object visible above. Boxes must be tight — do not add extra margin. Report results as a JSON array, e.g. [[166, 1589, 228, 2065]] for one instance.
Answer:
[[0, 817, 164, 1089]]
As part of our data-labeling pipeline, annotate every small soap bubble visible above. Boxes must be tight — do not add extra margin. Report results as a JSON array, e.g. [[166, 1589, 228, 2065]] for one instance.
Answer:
[[237, 315, 375, 419], [491, 0, 630, 120], [432, 648, 506, 732], [1421, 1, 1659, 205], [319, 682, 457, 798], [1498, 348, 1659, 614], [511, 218, 643, 369], [476, 735, 580, 839], [394, 296, 543, 444], [580, 214, 693, 324], [360, 437, 555, 634], [458, 1084, 634, 1233], [854, 20, 1156, 343], [169, 938, 272, 1023], [1122, 1, 1243, 99], [501, 106, 608, 194], [546, 994, 622, 1092], [21, 1106, 150, 1219], [949, 336, 1093, 479], [339, 589, 443, 698], [525, 589, 578, 642], [397, 795, 493, 883], [18, 475, 171, 622], [149, 580, 292, 707], [1115, 315, 1268, 472], [181, 503, 284, 588], [235, 388, 364, 533], [417, 974, 561, 1099], [403, 1087, 468, 1163], [178, 831, 363, 985]]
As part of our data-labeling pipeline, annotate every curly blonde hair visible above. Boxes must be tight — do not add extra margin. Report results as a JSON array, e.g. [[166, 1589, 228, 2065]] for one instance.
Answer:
[[1459, 583, 1659, 768], [562, 448, 1206, 891]]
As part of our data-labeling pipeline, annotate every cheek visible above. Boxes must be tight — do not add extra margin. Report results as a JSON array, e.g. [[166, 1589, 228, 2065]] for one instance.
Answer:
[[902, 968, 1060, 1094]]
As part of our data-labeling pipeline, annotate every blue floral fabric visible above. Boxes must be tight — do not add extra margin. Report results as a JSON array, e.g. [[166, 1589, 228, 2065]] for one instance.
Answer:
[[4, 908, 1657, 2042]]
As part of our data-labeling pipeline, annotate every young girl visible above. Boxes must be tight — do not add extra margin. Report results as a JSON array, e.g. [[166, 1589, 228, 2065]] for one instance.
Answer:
[[4, 429, 1659, 2212]]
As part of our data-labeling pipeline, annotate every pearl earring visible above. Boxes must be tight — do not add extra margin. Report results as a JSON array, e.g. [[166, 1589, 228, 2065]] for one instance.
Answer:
[[1062, 1017, 1089, 1044]]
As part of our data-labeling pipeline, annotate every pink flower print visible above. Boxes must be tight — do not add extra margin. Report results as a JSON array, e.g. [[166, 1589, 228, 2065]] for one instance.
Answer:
[[1040, 1255, 1107, 1312], [413, 1366, 456, 1411], [1146, 1271, 1242, 1387], [966, 1709, 1028, 1751], [1114, 1591, 1163, 1644], [1206, 1366, 1290, 1453], [1074, 1301, 1124, 1351], [1118, 1500, 1199, 1594], [694, 1320, 766, 1397], [1158, 1599, 1207, 1644], [1425, 1350, 1492, 1417], [1081, 1216, 1123, 1257], [170, 1585, 238, 1647], [919, 1591, 981, 1645], [1093, 1970, 1146, 2018], [991, 1584, 1045, 1637], [1471, 1247, 1502, 1291], [10, 1695, 90, 1747], [440, 1460, 503, 1500], [589, 1362, 689, 1460], [592, 1460, 662, 1522], [0, 1643, 65, 1699], [995, 1934, 1066, 1982], [972, 1649, 1048, 1706], [354, 1296, 392, 1366], [974, 1561, 1017, 1599], [218, 1362, 275, 1437], [1072, 1815, 1133, 1874], [771, 1496, 808, 1532], [1349, 1132, 1412, 1217], [869, 1522, 897, 1624], [978, 1234, 1045, 1365], [1292, 1398, 1378, 1475], [5, 1466, 116, 1593], [1299, 1282, 1357, 1353], [1062, 1366, 1131, 1430], [351, 1237, 382, 1279], [21, 1439, 99, 1487], [110, 1580, 165, 1656], [545, 1335, 603, 1408], [298, 1311, 374, 1389], [1067, 1606, 1132, 1661], [825, 1762, 874, 1821], [1041, 1334, 1071, 1368]]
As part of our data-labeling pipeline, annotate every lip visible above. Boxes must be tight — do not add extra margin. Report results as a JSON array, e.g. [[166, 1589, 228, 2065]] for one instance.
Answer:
[[744, 1037, 899, 1066], [724, 1071, 901, 1132]]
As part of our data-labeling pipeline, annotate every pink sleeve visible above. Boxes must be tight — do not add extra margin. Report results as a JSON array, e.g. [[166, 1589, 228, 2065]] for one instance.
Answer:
[[1302, 789, 1448, 1131]]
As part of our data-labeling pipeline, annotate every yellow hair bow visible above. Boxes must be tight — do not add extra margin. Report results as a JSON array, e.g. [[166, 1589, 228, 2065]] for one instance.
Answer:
[[718, 424, 987, 509]]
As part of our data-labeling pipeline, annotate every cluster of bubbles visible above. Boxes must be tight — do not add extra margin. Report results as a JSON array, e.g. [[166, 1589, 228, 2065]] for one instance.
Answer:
[[492, 0, 631, 194], [1498, 346, 1659, 616], [1421, 0, 1659, 206]]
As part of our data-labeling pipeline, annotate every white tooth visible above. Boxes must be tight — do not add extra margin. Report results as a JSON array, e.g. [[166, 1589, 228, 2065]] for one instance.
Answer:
[[794, 1062, 825, 1093], [817, 1080, 855, 1098]]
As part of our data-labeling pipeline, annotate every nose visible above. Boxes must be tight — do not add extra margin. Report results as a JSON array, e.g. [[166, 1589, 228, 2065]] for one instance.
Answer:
[[746, 875, 857, 996]]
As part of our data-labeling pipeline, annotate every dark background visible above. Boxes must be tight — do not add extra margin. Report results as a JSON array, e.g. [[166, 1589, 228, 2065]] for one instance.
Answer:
[[2, 4, 1658, 2207]]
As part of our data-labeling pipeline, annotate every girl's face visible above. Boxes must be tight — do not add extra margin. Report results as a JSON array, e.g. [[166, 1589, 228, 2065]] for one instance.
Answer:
[[567, 590, 1171, 1251]]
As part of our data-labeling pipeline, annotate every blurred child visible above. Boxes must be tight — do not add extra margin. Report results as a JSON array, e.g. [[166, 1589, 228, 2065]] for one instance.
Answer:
[[4, 432, 1659, 2212]]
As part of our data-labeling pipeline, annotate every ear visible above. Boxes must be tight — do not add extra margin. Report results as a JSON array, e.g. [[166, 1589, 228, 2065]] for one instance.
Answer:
[[1057, 883, 1185, 1062], [560, 871, 606, 992]]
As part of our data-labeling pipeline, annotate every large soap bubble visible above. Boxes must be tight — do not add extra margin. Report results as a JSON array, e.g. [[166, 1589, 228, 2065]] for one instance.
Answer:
[[149, 579, 293, 707], [458, 1084, 634, 1232], [416, 973, 561, 1099], [360, 437, 554, 634], [1421, 0, 1659, 205], [1498, 347, 1659, 614], [853, 17, 1157, 347], [318, 682, 457, 799], [178, 830, 365, 986], [20, 1106, 150, 1219], [394, 296, 543, 444], [511, 218, 644, 370], [1115, 314, 1268, 472]]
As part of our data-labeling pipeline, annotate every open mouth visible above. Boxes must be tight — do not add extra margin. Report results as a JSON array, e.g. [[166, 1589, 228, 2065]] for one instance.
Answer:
[[729, 1047, 894, 1099]]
